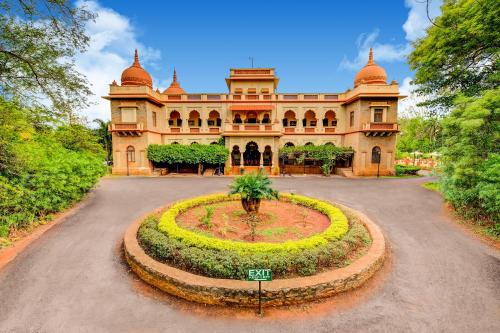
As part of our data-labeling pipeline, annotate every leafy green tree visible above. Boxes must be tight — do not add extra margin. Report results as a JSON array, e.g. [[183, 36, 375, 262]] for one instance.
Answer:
[[441, 88, 499, 224], [54, 124, 104, 155], [93, 119, 112, 163], [0, 0, 95, 118], [228, 171, 279, 213], [397, 116, 443, 154], [409, 0, 500, 111]]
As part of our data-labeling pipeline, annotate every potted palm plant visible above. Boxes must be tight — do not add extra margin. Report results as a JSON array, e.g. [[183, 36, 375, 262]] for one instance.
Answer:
[[229, 171, 279, 213]]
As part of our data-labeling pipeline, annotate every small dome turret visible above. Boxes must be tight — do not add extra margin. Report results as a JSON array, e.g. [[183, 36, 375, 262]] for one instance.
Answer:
[[120, 49, 153, 87], [354, 48, 387, 87], [164, 69, 186, 94]]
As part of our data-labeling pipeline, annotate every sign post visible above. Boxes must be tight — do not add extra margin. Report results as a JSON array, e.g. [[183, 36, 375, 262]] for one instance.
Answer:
[[247, 269, 272, 316]]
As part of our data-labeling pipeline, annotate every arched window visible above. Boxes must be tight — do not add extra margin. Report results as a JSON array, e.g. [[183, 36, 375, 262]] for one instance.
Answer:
[[208, 110, 221, 127], [168, 111, 181, 127], [188, 110, 201, 127], [190, 141, 199, 145], [323, 110, 337, 127], [261, 113, 271, 124], [324, 142, 335, 146], [305, 142, 314, 146], [126, 146, 135, 162], [284, 142, 295, 148], [371, 146, 381, 163], [283, 110, 296, 127], [233, 113, 242, 124], [210, 141, 218, 145], [303, 110, 317, 127], [171, 141, 179, 145]]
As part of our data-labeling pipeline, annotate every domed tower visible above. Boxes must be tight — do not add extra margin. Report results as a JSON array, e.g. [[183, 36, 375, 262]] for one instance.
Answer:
[[120, 49, 153, 87], [354, 48, 387, 87], [163, 69, 186, 94]]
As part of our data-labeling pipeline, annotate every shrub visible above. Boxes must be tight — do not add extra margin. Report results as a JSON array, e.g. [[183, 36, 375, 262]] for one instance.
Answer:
[[395, 164, 421, 176], [147, 143, 229, 165], [0, 99, 106, 236], [138, 210, 370, 279]]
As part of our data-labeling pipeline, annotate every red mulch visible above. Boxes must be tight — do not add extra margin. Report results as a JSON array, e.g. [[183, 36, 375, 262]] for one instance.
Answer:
[[176, 200, 330, 243]]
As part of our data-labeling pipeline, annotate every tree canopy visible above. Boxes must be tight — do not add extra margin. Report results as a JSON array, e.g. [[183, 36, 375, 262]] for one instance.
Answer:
[[440, 88, 499, 222], [0, 0, 95, 119], [409, 0, 500, 112], [397, 116, 443, 153]]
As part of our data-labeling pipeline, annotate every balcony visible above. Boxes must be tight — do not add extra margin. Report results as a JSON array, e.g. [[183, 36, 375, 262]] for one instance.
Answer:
[[109, 123, 143, 136], [361, 122, 399, 136], [223, 123, 282, 137]]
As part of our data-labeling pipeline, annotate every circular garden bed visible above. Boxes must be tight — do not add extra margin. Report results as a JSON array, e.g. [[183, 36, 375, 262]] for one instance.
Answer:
[[125, 193, 386, 306]]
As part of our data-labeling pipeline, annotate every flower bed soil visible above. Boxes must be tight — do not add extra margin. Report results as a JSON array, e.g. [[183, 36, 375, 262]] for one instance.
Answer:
[[176, 200, 331, 242]]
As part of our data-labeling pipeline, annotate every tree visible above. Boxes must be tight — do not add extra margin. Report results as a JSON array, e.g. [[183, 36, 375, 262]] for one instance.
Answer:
[[228, 171, 279, 213], [93, 119, 112, 163], [0, 0, 95, 119], [440, 88, 499, 224], [409, 0, 500, 112], [397, 116, 443, 154]]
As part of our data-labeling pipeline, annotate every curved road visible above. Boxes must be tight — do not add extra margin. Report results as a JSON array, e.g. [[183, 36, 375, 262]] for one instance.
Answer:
[[0, 177, 499, 332]]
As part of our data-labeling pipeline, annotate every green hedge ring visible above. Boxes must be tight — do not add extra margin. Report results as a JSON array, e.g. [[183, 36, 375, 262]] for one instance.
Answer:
[[157, 193, 349, 255]]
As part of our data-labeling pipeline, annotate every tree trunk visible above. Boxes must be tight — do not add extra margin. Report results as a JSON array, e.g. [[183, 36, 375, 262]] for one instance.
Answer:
[[241, 198, 261, 213]]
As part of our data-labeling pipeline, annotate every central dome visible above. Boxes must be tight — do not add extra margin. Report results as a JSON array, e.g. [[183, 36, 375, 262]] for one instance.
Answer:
[[121, 50, 153, 88], [354, 48, 387, 87]]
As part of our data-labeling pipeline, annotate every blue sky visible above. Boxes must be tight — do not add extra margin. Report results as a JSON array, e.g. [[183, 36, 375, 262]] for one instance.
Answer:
[[75, 0, 442, 120]]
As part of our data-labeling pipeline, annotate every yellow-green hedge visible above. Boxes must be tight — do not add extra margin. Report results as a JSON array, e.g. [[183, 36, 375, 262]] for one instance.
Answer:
[[157, 193, 349, 255]]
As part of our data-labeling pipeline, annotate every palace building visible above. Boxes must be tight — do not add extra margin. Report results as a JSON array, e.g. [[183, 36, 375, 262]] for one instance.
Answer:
[[104, 48, 403, 176]]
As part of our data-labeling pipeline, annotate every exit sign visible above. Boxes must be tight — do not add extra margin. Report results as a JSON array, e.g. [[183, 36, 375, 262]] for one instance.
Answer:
[[247, 269, 272, 281]]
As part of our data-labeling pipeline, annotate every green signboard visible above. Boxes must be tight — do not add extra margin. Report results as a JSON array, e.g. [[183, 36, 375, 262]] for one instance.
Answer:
[[247, 269, 272, 281]]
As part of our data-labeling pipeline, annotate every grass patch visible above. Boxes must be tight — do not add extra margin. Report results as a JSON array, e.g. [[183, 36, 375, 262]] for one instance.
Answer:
[[257, 227, 288, 238], [422, 182, 440, 192]]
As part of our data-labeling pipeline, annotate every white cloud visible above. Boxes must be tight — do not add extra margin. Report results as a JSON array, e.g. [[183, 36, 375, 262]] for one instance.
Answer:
[[403, 0, 442, 42], [74, 0, 161, 122], [399, 77, 420, 117], [339, 0, 441, 71], [339, 29, 411, 70]]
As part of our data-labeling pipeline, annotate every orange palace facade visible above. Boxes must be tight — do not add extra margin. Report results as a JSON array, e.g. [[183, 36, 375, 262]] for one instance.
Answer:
[[104, 49, 404, 176]]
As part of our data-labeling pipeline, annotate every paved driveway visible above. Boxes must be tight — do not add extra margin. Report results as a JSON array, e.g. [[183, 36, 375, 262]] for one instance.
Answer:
[[0, 177, 499, 333]]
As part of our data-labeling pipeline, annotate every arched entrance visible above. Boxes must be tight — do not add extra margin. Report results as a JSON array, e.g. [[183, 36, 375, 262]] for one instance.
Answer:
[[243, 141, 260, 166], [231, 145, 241, 166], [263, 145, 272, 166]]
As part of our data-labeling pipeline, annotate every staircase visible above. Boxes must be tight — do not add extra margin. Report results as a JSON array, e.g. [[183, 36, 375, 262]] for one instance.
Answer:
[[337, 168, 354, 178]]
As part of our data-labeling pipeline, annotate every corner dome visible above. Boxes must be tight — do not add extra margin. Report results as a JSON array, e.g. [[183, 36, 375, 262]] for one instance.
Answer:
[[354, 48, 387, 87], [121, 49, 153, 88], [163, 69, 186, 94]]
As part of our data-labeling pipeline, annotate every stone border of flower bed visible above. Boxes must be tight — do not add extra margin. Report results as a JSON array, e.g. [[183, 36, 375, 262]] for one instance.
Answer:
[[123, 200, 386, 307]]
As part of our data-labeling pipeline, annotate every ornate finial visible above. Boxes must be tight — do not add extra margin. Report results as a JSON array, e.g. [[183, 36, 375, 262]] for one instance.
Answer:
[[133, 49, 139, 66], [173, 68, 177, 82], [368, 48, 374, 65], [111, 80, 117, 86]]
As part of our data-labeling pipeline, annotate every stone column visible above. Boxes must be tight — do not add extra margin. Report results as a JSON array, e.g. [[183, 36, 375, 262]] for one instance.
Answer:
[[297, 109, 304, 133], [200, 108, 208, 133]]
